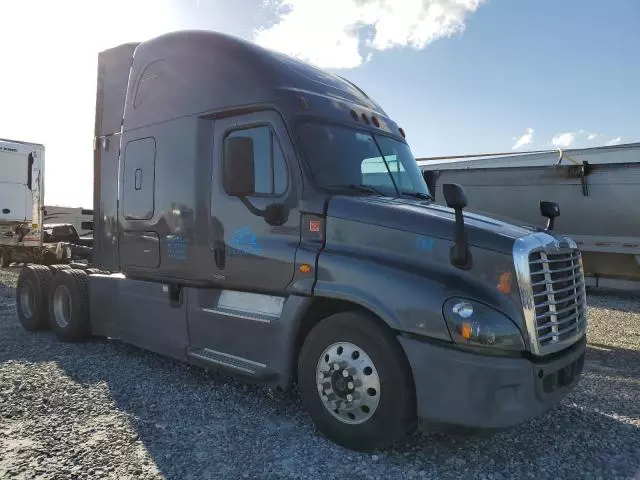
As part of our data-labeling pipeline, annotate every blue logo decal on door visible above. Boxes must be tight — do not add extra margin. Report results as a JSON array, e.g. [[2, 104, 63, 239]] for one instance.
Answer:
[[166, 235, 188, 260], [229, 227, 263, 255]]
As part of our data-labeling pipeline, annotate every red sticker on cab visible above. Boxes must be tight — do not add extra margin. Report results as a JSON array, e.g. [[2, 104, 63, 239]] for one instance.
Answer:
[[309, 220, 321, 232]]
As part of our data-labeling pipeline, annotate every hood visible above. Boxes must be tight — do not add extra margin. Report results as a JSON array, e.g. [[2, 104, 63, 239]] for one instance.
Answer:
[[326, 195, 540, 254]]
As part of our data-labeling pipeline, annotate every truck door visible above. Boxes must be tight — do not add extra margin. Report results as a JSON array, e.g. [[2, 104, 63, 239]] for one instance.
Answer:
[[210, 111, 302, 292], [184, 111, 303, 372]]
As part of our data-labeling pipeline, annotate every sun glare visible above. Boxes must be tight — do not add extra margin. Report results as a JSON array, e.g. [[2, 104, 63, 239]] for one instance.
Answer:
[[0, 0, 177, 207]]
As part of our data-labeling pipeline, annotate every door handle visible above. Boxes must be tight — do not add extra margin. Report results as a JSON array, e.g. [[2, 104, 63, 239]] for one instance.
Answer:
[[166, 284, 182, 308], [134, 169, 143, 190], [214, 241, 225, 269]]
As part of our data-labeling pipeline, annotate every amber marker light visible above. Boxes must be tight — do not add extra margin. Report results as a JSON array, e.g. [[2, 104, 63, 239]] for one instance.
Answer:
[[299, 264, 312, 273], [461, 322, 473, 340], [497, 271, 512, 294]]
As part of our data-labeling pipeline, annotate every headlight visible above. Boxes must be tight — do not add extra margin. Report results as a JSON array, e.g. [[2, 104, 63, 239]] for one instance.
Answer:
[[443, 298, 525, 352]]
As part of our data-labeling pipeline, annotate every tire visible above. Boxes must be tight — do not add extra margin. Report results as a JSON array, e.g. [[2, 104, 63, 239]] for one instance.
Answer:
[[48, 269, 91, 342], [48, 264, 71, 275], [16, 265, 54, 331], [298, 311, 416, 451], [0, 248, 11, 268]]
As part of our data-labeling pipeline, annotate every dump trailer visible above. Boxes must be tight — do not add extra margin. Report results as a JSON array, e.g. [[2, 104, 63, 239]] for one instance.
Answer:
[[420, 143, 640, 291], [0, 138, 91, 267], [15, 30, 587, 451]]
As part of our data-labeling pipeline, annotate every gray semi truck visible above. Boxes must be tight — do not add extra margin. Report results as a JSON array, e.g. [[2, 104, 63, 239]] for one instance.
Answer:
[[15, 30, 587, 451]]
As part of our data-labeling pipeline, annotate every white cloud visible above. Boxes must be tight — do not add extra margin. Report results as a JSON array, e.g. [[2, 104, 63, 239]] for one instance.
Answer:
[[255, 0, 485, 68], [512, 128, 534, 150], [546, 130, 622, 148], [551, 132, 576, 148]]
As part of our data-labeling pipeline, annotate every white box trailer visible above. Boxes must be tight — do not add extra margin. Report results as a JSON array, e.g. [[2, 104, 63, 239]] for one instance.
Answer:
[[1, 138, 91, 266], [1, 138, 44, 227], [0, 138, 45, 252]]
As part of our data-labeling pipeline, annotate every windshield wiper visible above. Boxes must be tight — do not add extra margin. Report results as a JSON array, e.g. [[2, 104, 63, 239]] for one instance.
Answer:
[[400, 190, 433, 201], [325, 184, 388, 196]]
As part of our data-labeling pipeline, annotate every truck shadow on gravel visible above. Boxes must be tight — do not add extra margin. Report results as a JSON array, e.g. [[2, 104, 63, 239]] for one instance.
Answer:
[[2, 314, 639, 480]]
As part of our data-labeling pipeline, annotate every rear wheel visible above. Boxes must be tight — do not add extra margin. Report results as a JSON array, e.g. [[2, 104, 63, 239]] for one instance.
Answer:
[[16, 265, 53, 331], [48, 264, 71, 275], [298, 311, 416, 451], [49, 269, 91, 342]]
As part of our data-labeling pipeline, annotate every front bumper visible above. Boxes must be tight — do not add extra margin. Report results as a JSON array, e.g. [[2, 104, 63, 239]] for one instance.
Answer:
[[399, 335, 586, 429]]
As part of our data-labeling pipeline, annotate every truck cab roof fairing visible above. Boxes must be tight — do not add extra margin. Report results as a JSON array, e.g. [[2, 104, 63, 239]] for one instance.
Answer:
[[119, 30, 400, 138]]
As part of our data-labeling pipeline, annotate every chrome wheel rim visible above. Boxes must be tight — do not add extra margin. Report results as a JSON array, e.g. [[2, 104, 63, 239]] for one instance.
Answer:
[[316, 342, 381, 425], [53, 285, 72, 328], [20, 281, 35, 318]]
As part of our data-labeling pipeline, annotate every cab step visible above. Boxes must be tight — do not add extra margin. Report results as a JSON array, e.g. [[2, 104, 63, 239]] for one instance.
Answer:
[[187, 347, 277, 380]]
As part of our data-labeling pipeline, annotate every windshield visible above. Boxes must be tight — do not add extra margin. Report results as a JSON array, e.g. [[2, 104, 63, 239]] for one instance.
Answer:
[[297, 122, 431, 198]]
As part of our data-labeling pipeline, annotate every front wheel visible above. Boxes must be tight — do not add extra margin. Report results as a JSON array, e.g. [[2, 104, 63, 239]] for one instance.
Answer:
[[298, 311, 416, 451]]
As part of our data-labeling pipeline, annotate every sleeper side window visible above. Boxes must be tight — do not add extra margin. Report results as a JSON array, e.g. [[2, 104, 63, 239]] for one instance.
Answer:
[[225, 126, 288, 196]]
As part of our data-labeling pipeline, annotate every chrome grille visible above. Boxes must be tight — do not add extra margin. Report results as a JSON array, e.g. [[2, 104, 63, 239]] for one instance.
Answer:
[[528, 250, 586, 347], [513, 233, 588, 356]]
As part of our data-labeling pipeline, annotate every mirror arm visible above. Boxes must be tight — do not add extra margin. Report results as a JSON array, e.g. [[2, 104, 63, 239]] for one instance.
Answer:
[[442, 183, 472, 269], [450, 208, 471, 269], [238, 196, 266, 218], [546, 217, 555, 231], [237, 197, 289, 226]]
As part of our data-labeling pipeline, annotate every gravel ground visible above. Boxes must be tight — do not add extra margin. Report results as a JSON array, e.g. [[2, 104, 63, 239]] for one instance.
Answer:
[[0, 267, 19, 288], [0, 287, 638, 479]]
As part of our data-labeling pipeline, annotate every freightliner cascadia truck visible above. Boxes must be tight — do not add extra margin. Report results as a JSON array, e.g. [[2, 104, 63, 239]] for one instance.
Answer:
[[15, 30, 587, 451]]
